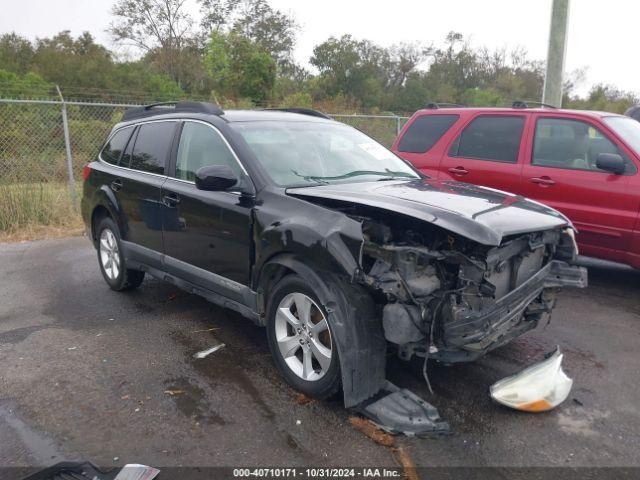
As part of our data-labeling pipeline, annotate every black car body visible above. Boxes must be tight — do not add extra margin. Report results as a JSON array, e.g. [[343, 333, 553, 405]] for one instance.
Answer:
[[81, 102, 587, 409]]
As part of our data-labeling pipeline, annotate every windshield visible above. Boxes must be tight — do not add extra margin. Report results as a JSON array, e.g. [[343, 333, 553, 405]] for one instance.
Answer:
[[231, 121, 421, 187], [604, 116, 640, 154]]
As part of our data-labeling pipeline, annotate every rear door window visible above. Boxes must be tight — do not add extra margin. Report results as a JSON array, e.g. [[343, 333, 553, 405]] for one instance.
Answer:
[[449, 115, 525, 163], [128, 122, 177, 174], [100, 126, 134, 165], [398, 114, 459, 153]]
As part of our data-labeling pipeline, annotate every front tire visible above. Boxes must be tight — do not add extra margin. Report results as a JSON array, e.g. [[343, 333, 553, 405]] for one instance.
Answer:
[[96, 217, 145, 291], [266, 274, 341, 399]]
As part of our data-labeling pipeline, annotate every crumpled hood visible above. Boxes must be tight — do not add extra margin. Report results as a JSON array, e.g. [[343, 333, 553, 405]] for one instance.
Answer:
[[286, 179, 570, 246]]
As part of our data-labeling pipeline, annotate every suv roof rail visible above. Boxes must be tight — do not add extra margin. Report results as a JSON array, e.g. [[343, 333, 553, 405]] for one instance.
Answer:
[[625, 105, 640, 121], [512, 100, 558, 109], [264, 107, 333, 120], [122, 101, 224, 121], [425, 102, 465, 109]]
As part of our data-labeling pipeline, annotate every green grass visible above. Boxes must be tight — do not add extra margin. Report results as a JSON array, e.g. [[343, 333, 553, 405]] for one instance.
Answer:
[[0, 182, 82, 238]]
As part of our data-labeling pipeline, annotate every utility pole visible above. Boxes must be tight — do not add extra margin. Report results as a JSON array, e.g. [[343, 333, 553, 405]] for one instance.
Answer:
[[542, 0, 570, 108]]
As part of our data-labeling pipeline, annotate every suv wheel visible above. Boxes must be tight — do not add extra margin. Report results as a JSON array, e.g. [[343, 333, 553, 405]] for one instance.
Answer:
[[266, 275, 340, 399], [96, 217, 145, 291]]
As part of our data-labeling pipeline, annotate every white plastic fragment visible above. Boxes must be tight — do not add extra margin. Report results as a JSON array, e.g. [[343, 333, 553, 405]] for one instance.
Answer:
[[490, 347, 573, 412], [193, 343, 226, 359], [114, 463, 160, 480]]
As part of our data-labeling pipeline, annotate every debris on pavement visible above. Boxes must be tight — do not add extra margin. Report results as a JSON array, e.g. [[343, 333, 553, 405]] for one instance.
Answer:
[[114, 463, 160, 480], [295, 393, 312, 405], [349, 416, 395, 447], [67, 347, 77, 350], [164, 389, 185, 396], [490, 347, 573, 412], [348, 416, 418, 480], [193, 343, 226, 359], [356, 381, 450, 437], [192, 327, 220, 333]]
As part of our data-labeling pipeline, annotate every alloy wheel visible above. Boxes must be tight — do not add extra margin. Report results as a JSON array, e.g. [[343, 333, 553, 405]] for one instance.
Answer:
[[99, 228, 121, 280], [274, 292, 332, 381]]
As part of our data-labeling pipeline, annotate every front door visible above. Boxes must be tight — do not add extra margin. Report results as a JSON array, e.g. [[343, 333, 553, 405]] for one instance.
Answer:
[[162, 120, 253, 303], [438, 113, 527, 193], [521, 115, 638, 263]]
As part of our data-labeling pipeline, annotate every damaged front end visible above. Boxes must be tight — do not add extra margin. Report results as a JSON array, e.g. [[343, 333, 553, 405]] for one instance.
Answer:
[[356, 214, 587, 365]]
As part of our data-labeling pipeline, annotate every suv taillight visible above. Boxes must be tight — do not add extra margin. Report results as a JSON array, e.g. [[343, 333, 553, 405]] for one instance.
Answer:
[[82, 164, 91, 181]]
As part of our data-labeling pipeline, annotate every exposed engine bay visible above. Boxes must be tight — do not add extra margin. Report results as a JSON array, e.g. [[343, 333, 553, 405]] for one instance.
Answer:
[[347, 206, 586, 364]]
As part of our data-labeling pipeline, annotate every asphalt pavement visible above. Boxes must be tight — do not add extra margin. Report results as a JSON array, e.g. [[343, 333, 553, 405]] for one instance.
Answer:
[[1, 237, 639, 478]]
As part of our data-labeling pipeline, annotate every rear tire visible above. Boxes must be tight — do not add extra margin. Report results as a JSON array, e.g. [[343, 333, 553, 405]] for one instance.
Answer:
[[96, 217, 145, 291], [266, 274, 341, 400]]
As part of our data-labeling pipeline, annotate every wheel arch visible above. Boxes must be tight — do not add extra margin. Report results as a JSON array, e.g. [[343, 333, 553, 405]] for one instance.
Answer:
[[260, 253, 386, 408], [89, 185, 125, 247]]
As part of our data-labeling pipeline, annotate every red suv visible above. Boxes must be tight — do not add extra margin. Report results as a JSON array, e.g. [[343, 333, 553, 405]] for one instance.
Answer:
[[392, 102, 640, 269]]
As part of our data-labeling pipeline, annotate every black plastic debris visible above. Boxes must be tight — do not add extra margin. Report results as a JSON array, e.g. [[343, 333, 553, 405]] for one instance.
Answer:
[[20, 462, 118, 480], [356, 381, 450, 437]]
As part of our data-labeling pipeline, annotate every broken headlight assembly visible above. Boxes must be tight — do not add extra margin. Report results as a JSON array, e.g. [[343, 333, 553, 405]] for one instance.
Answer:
[[490, 348, 573, 412]]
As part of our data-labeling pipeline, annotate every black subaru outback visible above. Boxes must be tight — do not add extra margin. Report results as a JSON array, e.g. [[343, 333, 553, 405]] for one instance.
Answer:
[[82, 101, 586, 411]]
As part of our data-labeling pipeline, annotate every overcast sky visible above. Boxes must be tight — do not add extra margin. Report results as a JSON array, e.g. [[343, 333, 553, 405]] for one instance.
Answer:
[[1, 0, 637, 97]]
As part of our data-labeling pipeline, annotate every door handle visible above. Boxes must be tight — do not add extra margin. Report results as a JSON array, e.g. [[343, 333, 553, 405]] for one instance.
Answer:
[[163, 192, 180, 207], [448, 166, 469, 176], [530, 176, 555, 186], [110, 179, 123, 192]]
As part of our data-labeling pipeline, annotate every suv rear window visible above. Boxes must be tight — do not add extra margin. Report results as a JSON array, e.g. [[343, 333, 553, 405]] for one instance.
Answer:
[[397, 114, 459, 153], [128, 122, 177, 174], [100, 126, 134, 165], [449, 115, 525, 163]]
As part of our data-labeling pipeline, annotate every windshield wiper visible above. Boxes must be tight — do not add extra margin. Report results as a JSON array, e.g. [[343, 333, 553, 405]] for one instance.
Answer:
[[292, 169, 416, 184]]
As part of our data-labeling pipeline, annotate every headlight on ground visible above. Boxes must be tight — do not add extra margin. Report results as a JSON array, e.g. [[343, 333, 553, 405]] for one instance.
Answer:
[[489, 348, 573, 412]]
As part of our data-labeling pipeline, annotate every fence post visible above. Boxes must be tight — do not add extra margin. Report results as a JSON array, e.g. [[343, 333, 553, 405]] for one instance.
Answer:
[[396, 116, 402, 136], [56, 85, 77, 210]]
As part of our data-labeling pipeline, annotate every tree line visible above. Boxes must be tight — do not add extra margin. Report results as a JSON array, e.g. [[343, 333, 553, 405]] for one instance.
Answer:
[[0, 0, 637, 113]]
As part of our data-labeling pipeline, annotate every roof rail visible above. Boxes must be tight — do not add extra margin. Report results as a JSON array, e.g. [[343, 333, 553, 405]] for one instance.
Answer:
[[122, 101, 224, 121], [425, 102, 465, 109], [512, 100, 557, 109], [264, 107, 333, 120], [625, 105, 640, 121]]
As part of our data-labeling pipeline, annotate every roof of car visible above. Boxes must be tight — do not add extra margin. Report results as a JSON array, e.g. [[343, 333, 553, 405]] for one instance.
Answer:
[[119, 101, 335, 124], [414, 106, 622, 119], [220, 109, 334, 123]]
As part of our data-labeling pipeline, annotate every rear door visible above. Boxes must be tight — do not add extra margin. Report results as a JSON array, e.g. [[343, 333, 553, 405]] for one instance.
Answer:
[[162, 120, 253, 304], [438, 113, 528, 193], [521, 114, 638, 263], [116, 120, 178, 268]]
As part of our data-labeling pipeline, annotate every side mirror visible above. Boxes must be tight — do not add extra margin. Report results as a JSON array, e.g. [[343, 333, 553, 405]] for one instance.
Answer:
[[596, 153, 626, 175], [195, 165, 239, 191]]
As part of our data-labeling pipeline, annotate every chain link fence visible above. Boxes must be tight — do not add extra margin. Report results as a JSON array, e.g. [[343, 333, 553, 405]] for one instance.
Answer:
[[0, 98, 409, 232]]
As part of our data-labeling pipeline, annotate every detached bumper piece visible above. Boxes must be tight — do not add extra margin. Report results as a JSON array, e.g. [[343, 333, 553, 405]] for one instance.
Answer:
[[357, 381, 450, 437], [490, 347, 573, 412]]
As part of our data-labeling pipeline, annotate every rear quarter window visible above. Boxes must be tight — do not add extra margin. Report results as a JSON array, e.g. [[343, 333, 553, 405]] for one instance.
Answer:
[[100, 126, 134, 165], [397, 114, 459, 153]]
